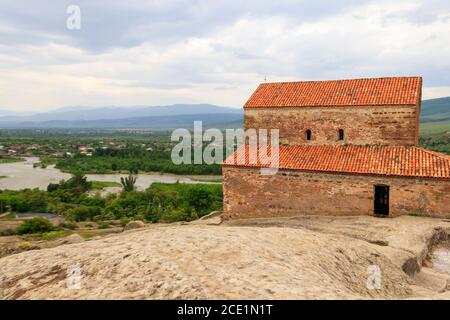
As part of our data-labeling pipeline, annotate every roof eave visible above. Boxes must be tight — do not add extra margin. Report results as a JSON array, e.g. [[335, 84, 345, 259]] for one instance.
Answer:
[[222, 164, 450, 181]]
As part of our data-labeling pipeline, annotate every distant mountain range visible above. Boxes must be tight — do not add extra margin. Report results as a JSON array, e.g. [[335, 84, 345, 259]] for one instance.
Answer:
[[0, 104, 243, 129], [0, 98, 448, 129]]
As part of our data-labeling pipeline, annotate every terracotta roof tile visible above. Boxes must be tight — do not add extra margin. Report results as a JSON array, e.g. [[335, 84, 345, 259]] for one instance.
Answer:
[[244, 77, 422, 108], [223, 145, 450, 179]]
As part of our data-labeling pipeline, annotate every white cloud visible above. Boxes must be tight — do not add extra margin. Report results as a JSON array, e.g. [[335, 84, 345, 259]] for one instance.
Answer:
[[423, 87, 450, 100], [0, 0, 449, 111]]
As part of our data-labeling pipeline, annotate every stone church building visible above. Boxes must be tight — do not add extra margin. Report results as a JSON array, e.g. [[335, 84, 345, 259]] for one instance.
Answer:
[[223, 77, 450, 219]]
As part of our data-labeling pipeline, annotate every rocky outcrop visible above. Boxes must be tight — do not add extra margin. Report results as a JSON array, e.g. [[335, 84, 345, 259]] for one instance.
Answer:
[[0, 215, 449, 300], [58, 234, 84, 245], [123, 220, 145, 231]]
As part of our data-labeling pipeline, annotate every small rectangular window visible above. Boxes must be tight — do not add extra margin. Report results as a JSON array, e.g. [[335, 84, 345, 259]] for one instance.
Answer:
[[306, 130, 311, 141], [339, 129, 344, 140]]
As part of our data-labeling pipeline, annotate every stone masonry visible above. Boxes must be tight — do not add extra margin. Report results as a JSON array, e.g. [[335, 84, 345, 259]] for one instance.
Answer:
[[244, 106, 420, 146], [223, 166, 450, 219]]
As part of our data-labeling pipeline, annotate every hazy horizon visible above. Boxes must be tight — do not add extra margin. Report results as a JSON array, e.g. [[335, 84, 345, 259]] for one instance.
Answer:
[[0, 103, 242, 114]]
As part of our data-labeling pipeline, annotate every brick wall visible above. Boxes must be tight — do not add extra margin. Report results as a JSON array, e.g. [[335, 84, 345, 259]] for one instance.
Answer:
[[222, 166, 450, 219], [244, 105, 419, 146]]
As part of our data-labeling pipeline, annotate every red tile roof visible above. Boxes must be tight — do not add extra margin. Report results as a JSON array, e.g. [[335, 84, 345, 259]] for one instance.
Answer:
[[224, 145, 450, 179], [244, 77, 422, 108]]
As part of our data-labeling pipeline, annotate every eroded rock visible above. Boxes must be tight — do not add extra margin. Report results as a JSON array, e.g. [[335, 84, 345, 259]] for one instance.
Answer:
[[123, 220, 145, 231]]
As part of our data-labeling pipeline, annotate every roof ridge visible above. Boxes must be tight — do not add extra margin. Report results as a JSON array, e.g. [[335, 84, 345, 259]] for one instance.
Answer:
[[245, 77, 422, 108], [261, 76, 422, 86]]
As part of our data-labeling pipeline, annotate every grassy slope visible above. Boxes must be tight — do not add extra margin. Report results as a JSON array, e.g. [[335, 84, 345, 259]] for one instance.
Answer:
[[419, 97, 449, 154], [420, 97, 450, 123], [419, 121, 450, 135]]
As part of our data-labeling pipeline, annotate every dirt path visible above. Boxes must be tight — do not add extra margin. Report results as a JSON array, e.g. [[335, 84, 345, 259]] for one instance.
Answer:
[[0, 216, 449, 299]]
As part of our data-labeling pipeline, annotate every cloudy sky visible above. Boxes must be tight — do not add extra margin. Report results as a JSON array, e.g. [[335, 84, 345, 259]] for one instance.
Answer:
[[0, 0, 449, 111]]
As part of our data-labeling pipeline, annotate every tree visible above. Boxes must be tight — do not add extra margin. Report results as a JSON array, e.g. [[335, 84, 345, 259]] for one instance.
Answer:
[[66, 171, 90, 191], [187, 188, 212, 214], [129, 165, 139, 174], [57, 171, 91, 198], [64, 205, 101, 221], [121, 173, 137, 192], [47, 183, 60, 192]]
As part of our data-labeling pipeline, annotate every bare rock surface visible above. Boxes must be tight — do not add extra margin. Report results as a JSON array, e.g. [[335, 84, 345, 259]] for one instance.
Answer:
[[57, 234, 84, 245], [123, 220, 145, 231], [0, 215, 449, 299]]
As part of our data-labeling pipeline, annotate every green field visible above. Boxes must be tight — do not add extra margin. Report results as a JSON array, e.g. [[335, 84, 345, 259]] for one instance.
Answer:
[[419, 120, 450, 135], [90, 181, 122, 189], [417, 97, 450, 152]]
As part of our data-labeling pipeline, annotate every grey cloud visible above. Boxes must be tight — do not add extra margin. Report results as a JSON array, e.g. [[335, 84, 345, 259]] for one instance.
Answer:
[[0, 0, 449, 110], [0, 0, 365, 52]]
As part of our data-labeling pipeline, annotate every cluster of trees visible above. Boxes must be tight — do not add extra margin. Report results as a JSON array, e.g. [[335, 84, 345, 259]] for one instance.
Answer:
[[419, 131, 450, 155], [0, 189, 48, 213], [57, 182, 222, 223], [53, 146, 222, 175], [0, 173, 222, 224]]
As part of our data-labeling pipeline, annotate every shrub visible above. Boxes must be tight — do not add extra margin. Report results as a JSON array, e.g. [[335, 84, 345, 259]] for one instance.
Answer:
[[64, 205, 102, 221], [186, 188, 214, 215], [3, 189, 49, 213], [158, 209, 198, 223], [47, 183, 60, 192], [61, 220, 78, 230], [0, 228, 16, 236], [17, 217, 56, 235], [98, 222, 110, 229], [47, 202, 75, 215], [17, 241, 31, 248], [120, 217, 131, 227], [40, 230, 67, 241]]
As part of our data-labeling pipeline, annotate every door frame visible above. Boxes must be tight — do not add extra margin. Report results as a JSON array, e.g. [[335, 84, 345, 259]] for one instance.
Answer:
[[374, 185, 389, 216]]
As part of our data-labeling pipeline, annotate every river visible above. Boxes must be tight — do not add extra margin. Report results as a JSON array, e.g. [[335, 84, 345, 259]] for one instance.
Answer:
[[0, 157, 221, 191]]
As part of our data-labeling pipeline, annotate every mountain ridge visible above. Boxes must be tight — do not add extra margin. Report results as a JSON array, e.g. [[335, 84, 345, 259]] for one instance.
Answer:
[[0, 98, 447, 129], [421, 97, 450, 123]]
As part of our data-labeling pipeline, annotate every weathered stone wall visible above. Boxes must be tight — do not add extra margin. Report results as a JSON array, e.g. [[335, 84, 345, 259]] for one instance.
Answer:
[[222, 166, 450, 219], [244, 105, 420, 146]]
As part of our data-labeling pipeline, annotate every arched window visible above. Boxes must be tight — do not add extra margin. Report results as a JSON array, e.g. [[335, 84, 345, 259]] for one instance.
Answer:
[[306, 129, 312, 141], [339, 129, 344, 140]]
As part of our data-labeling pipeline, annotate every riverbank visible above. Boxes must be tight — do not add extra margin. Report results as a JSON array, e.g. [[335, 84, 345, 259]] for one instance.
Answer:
[[0, 215, 449, 299], [0, 157, 221, 191], [0, 157, 24, 164]]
